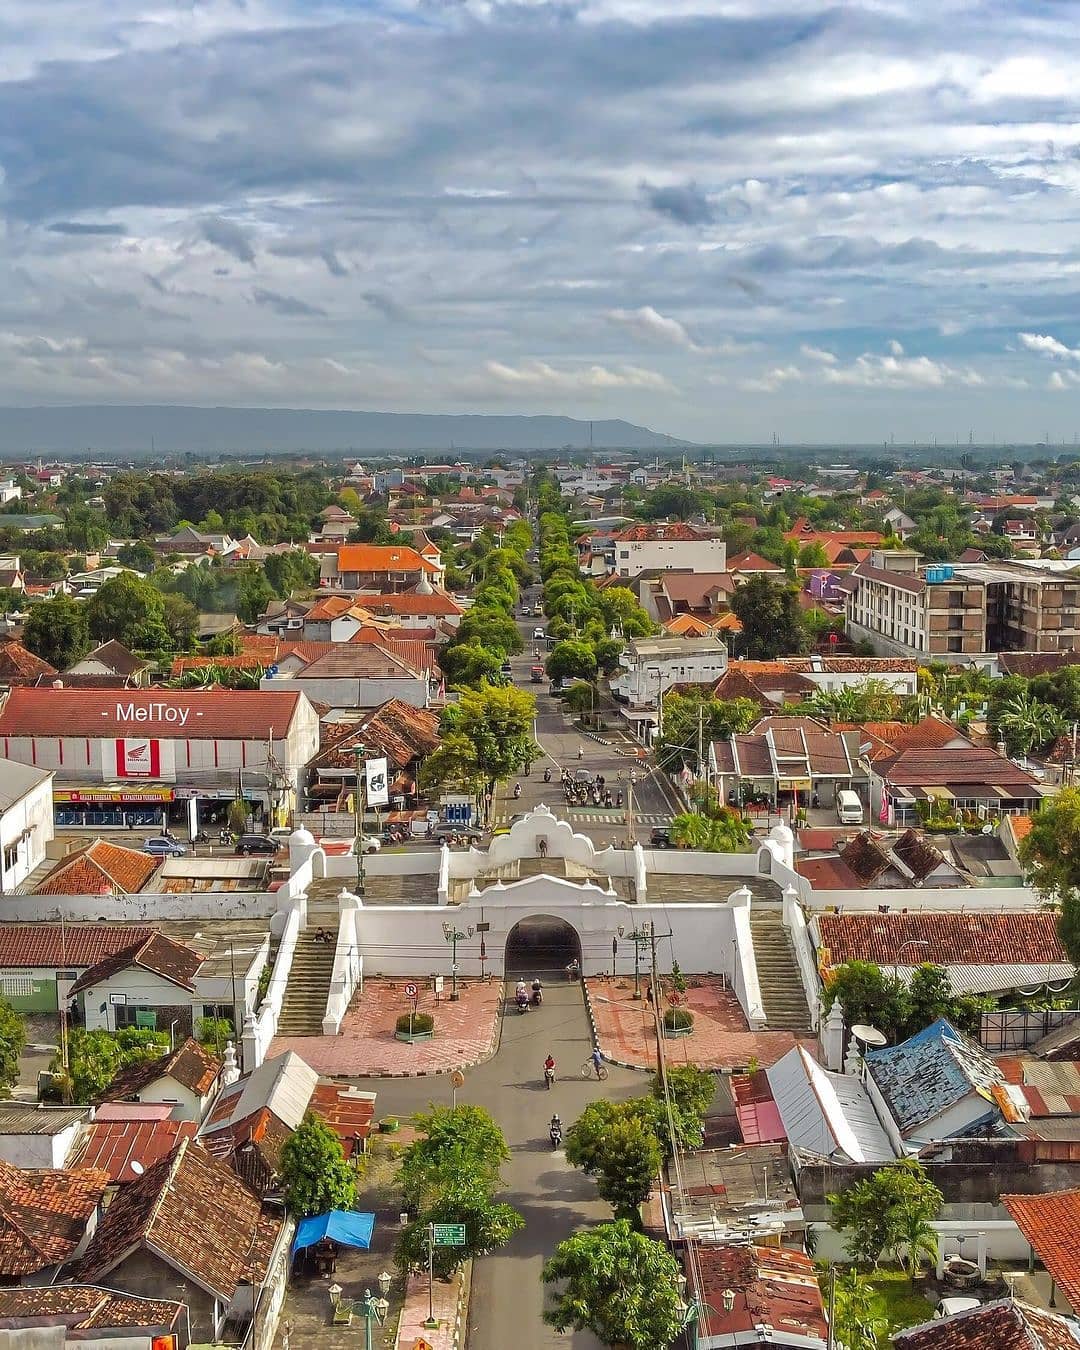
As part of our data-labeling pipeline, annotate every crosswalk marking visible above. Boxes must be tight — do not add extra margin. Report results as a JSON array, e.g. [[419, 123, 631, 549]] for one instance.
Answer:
[[492, 810, 671, 828]]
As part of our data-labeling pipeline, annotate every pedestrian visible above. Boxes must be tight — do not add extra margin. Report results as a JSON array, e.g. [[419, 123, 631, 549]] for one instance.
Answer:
[[646, 981, 654, 1005]]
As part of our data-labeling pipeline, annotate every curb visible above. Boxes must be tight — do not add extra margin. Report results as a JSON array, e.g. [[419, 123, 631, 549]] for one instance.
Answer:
[[580, 978, 648, 1074], [328, 983, 505, 1081]]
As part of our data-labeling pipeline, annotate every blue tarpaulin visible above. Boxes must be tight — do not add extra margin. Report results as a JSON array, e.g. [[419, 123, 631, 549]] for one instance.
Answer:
[[291, 1211, 375, 1257]]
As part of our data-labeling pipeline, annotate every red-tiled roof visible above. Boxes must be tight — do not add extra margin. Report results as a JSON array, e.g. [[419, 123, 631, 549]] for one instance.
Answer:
[[75, 1120, 197, 1183], [876, 746, 1042, 789], [613, 522, 709, 542], [68, 933, 205, 996], [34, 841, 159, 896], [336, 543, 438, 573], [894, 1298, 1080, 1348], [1003, 1190, 1080, 1313], [817, 912, 1067, 968], [361, 589, 463, 616], [103, 1039, 221, 1102], [727, 552, 784, 571], [0, 923, 152, 968], [0, 1285, 183, 1332], [0, 642, 56, 683], [74, 1138, 284, 1300], [687, 1244, 827, 1343], [0, 687, 308, 739], [0, 1157, 109, 1275]]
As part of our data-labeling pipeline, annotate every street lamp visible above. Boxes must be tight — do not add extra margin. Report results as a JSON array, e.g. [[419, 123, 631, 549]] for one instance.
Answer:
[[361, 1272, 392, 1350], [442, 921, 474, 1001], [892, 939, 930, 982], [625, 923, 651, 999]]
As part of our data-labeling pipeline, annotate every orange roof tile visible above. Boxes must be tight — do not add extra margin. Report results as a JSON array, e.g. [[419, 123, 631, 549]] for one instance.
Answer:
[[34, 841, 159, 896], [0, 1158, 109, 1275], [336, 544, 438, 574], [1003, 1190, 1080, 1312]]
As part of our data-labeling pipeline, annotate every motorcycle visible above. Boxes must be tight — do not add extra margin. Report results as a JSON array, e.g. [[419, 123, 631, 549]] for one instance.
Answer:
[[543, 768, 552, 783], [549, 1120, 562, 1148], [513, 783, 522, 800], [218, 828, 231, 845], [191, 830, 211, 845], [532, 986, 543, 1006], [544, 1065, 555, 1089], [515, 992, 529, 1014]]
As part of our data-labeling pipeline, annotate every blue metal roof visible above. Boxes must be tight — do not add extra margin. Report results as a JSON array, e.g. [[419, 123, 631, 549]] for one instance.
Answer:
[[865, 1017, 1005, 1136]]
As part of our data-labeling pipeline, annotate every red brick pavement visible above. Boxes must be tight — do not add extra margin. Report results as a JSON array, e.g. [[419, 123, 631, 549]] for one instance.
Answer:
[[269, 977, 503, 1077], [585, 974, 801, 1072]]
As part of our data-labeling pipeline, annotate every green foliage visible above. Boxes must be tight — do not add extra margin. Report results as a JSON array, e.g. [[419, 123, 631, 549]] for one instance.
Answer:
[[196, 1017, 234, 1052], [161, 592, 200, 652], [656, 689, 760, 774], [235, 565, 276, 625], [280, 1112, 358, 1217], [22, 594, 91, 669], [729, 574, 808, 658], [59, 1027, 170, 1105], [1020, 786, 1080, 964], [806, 678, 902, 723], [263, 549, 321, 598], [822, 960, 985, 1041], [86, 573, 170, 651], [542, 1220, 684, 1350], [438, 684, 537, 792], [828, 1270, 889, 1350], [829, 1159, 943, 1268], [116, 540, 157, 572], [995, 689, 1063, 756], [395, 1012, 434, 1035], [397, 1105, 520, 1275], [656, 1063, 715, 1130], [564, 1100, 661, 1216], [669, 809, 751, 852], [418, 730, 487, 802], [663, 1006, 693, 1031], [547, 639, 598, 684], [0, 999, 26, 1096], [440, 642, 503, 688]]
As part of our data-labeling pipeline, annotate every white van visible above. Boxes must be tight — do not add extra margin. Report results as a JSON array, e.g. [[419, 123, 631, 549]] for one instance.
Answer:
[[836, 790, 864, 825]]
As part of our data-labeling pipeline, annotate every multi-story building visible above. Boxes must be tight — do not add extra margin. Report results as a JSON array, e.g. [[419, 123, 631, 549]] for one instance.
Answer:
[[603, 523, 726, 578], [845, 550, 1080, 660], [610, 636, 728, 739]]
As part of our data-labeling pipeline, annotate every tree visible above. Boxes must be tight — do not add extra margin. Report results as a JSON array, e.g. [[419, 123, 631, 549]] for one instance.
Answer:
[[440, 641, 504, 689], [86, 573, 170, 650], [418, 730, 487, 804], [542, 1221, 684, 1350], [895, 1204, 939, 1287], [821, 960, 907, 1041], [587, 1115, 661, 1217], [397, 1172, 523, 1276], [440, 685, 537, 798], [454, 608, 522, 657], [829, 1159, 943, 1268], [263, 550, 321, 598], [161, 593, 199, 652], [828, 1270, 888, 1350], [22, 595, 91, 670], [60, 1027, 170, 1105], [547, 639, 598, 684], [235, 566, 275, 625], [280, 1112, 358, 1217], [729, 574, 807, 658], [669, 810, 751, 851], [657, 690, 761, 774], [0, 999, 25, 1097], [1020, 786, 1080, 964], [116, 540, 157, 572], [655, 1064, 715, 1139], [995, 690, 1063, 756]]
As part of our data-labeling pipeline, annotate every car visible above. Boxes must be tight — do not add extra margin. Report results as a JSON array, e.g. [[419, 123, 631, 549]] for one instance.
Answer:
[[934, 1298, 980, 1319], [235, 833, 280, 856], [355, 834, 382, 854], [268, 825, 293, 842], [649, 827, 672, 849], [533, 626, 545, 640], [432, 822, 483, 841], [500, 659, 513, 675], [142, 836, 186, 857]]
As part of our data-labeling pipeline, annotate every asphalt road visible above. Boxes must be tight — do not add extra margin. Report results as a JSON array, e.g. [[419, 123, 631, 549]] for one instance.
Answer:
[[500, 602, 679, 844], [370, 980, 645, 1350]]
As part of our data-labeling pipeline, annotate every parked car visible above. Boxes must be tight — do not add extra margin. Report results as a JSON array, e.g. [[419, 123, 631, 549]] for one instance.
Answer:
[[355, 834, 382, 854], [432, 823, 483, 841], [235, 833, 279, 856], [143, 836, 186, 857], [500, 659, 513, 676], [934, 1298, 980, 1319], [268, 826, 293, 843], [649, 827, 672, 849]]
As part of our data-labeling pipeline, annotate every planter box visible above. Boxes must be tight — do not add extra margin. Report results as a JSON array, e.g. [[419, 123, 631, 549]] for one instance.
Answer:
[[663, 1025, 693, 1039], [394, 1030, 435, 1043]]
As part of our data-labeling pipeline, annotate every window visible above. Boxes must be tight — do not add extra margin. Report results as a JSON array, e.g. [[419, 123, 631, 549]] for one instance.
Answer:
[[1, 841, 19, 875], [114, 1004, 157, 1030], [1, 975, 32, 999], [948, 614, 963, 630], [947, 636, 963, 653]]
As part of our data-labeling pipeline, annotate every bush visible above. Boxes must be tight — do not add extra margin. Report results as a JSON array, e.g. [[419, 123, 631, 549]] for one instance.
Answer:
[[396, 1012, 434, 1035], [663, 1007, 693, 1032]]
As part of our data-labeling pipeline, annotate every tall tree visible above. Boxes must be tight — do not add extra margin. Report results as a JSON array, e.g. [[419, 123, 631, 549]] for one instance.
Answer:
[[542, 1221, 684, 1350], [439, 685, 537, 797], [729, 574, 808, 658], [22, 595, 91, 669], [86, 573, 170, 650], [0, 999, 25, 1097], [280, 1112, 358, 1217], [829, 1160, 943, 1268], [1020, 786, 1080, 964]]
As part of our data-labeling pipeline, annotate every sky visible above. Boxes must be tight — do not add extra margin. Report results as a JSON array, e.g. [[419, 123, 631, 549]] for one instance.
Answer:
[[4, 0, 1080, 443]]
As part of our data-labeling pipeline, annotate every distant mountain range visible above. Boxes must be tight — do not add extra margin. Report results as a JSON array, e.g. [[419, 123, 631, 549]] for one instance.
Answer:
[[0, 406, 688, 454]]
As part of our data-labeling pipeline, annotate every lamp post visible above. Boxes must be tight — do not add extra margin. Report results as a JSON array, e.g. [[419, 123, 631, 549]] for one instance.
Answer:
[[626, 922, 651, 999], [353, 743, 367, 895], [893, 939, 930, 982], [361, 1272, 392, 1350], [442, 921, 473, 1001]]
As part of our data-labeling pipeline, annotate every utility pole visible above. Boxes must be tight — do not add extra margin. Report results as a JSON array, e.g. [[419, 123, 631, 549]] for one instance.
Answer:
[[353, 743, 367, 894]]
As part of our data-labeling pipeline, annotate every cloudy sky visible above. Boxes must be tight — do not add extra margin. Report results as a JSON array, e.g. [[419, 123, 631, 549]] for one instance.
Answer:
[[4, 0, 1080, 442]]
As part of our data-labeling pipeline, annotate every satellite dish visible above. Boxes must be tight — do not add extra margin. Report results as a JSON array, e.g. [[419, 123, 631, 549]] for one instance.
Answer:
[[850, 1024, 888, 1048], [129, 1160, 144, 1176]]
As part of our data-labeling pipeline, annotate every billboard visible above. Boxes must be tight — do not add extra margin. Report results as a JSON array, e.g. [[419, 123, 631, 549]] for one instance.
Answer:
[[115, 738, 161, 778]]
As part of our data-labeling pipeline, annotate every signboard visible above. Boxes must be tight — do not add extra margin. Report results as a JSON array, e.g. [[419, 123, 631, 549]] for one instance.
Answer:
[[365, 757, 389, 807], [55, 787, 174, 804], [432, 1224, 465, 1246], [404, 983, 418, 999], [413, 1341, 434, 1350], [116, 738, 161, 779]]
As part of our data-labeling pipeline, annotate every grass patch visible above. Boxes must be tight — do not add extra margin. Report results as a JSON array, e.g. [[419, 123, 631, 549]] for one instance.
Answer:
[[866, 1271, 935, 1332]]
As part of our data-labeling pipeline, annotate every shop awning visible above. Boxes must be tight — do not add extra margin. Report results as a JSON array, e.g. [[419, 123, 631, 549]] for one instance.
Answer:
[[292, 1211, 375, 1256], [54, 784, 174, 803]]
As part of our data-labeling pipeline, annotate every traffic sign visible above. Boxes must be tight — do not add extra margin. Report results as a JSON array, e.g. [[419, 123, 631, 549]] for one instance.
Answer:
[[404, 983, 418, 999], [432, 1223, 466, 1246], [414, 1341, 434, 1350]]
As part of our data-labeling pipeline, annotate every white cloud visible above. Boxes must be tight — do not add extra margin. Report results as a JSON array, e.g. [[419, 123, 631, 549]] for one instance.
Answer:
[[821, 351, 984, 390], [467, 358, 676, 398], [800, 343, 837, 364], [605, 305, 701, 351], [739, 364, 803, 393], [887, 339, 905, 357], [1019, 332, 1080, 360]]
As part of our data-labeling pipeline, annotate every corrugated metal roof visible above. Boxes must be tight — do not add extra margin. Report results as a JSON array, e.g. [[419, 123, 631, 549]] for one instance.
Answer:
[[209, 1051, 318, 1133], [766, 1045, 896, 1163]]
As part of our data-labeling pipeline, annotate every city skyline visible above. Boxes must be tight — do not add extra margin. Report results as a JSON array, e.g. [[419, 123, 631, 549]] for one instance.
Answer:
[[3, 1, 1080, 441]]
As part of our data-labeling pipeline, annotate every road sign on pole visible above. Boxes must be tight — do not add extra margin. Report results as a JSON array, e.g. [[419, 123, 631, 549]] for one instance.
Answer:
[[404, 983, 418, 999], [432, 1223, 466, 1246]]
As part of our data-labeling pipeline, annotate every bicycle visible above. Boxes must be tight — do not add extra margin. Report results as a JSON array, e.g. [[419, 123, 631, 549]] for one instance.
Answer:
[[580, 1057, 609, 1081]]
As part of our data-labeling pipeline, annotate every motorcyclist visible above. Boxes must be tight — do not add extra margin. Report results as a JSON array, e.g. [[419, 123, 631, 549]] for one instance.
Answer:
[[513, 782, 522, 799], [543, 767, 552, 783], [532, 977, 543, 1005], [549, 1111, 562, 1144], [591, 1045, 604, 1079], [544, 1054, 556, 1085]]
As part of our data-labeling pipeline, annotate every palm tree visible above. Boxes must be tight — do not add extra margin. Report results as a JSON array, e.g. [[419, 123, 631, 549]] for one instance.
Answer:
[[893, 1210, 938, 1288], [997, 692, 1063, 756], [830, 1270, 887, 1350]]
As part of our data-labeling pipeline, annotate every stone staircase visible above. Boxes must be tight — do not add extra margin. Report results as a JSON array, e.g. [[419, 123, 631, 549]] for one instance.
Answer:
[[276, 910, 339, 1036], [748, 907, 813, 1035]]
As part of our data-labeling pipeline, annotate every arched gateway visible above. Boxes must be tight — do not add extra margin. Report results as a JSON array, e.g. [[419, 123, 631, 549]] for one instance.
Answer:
[[504, 914, 582, 975]]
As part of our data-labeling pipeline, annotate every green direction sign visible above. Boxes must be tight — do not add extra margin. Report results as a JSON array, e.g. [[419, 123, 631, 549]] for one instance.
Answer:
[[432, 1224, 466, 1247]]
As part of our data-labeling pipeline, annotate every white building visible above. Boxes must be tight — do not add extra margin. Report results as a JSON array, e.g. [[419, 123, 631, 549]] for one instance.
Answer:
[[607, 525, 727, 578], [0, 759, 54, 892], [0, 482, 21, 506], [610, 636, 728, 734]]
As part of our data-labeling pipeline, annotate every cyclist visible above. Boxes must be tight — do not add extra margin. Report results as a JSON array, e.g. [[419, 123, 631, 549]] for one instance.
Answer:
[[591, 1046, 604, 1079]]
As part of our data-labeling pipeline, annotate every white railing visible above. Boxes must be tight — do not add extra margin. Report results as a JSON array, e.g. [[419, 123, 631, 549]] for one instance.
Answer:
[[729, 892, 767, 1029], [323, 905, 362, 1035], [250, 903, 302, 1063], [782, 885, 821, 1032]]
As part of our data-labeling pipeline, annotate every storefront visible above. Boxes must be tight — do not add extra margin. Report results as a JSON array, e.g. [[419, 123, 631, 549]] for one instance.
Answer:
[[54, 786, 174, 830]]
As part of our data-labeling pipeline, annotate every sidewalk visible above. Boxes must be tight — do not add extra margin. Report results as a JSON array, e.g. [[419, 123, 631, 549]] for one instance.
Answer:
[[397, 1264, 469, 1350], [584, 975, 803, 1072], [270, 977, 503, 1078]]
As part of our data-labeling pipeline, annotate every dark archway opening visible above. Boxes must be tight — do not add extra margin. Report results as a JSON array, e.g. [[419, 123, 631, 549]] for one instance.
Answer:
[[504, 915, 582, 976]]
